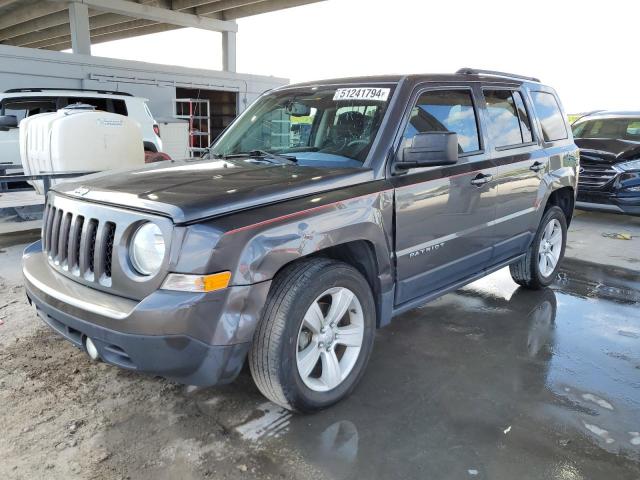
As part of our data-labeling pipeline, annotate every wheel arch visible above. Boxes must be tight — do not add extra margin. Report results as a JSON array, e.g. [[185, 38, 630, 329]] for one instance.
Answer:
[[544, 186, 575, 226], [266, 239, 391, 329]]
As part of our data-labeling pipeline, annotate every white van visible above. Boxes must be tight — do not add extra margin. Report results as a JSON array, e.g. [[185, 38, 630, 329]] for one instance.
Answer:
[[0, 88, 163, 167]]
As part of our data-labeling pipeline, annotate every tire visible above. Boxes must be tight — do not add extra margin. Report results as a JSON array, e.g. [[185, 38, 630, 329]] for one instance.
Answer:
[[510, 206, 567, 289], [249, 258, 376, 412]]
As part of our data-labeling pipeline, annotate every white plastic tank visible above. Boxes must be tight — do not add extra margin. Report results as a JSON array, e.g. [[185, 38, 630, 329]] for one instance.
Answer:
[[20, 104, 145, 194]]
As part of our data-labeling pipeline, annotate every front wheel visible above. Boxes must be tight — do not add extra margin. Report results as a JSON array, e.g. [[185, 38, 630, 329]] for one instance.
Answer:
[[510, 206, 567, 289], [249, 258, 376, 412]]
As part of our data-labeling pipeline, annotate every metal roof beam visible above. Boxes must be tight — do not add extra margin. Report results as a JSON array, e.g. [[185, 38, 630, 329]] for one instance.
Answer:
[[79, 0, 237, 32], [0, 1, 67, 31], [221, 0, 324, 19], [196, 0, 266, 15], [0, 0, 21, 9], [43, 22, 181, 51], [171, 0, 218, 10], [25, 18, 161, 49], [2, 0, 163, 46], [0, 10, 72, 42], [4, 13, 135, 46]]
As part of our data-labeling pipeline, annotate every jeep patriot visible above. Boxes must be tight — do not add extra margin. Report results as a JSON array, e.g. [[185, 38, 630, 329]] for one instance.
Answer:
[[22, 68, 579, 412]]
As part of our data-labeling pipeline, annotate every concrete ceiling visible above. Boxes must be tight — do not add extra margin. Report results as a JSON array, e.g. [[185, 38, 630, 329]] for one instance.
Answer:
[[0, 0, 324, 51]]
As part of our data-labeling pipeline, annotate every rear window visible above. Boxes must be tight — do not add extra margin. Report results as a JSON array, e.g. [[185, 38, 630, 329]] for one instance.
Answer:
[[531, 91, 567, 142]]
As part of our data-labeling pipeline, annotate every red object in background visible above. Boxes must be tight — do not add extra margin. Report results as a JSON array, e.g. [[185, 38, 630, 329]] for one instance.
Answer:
[[153, 124, 161, 137], [145, 151, 171, 163]]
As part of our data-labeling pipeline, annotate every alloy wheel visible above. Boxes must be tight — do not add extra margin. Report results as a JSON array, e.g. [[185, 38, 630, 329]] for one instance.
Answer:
[[538, 218, 562, 277], [296, 287, 365, 392]]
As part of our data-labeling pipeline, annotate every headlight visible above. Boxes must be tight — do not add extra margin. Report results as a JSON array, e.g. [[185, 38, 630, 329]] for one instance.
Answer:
[[130, 223, 165, 276], [616, 159, 640, 172]]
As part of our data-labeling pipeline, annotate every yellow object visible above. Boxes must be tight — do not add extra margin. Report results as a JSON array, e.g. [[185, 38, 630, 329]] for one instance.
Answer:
[[161, 271, 232, 292], [602, 232, 633, 240], [200, 272, 232, 292]]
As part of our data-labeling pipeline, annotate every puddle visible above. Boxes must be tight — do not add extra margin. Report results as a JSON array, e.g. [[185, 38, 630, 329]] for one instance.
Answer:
[[236, 260, 640, 479]]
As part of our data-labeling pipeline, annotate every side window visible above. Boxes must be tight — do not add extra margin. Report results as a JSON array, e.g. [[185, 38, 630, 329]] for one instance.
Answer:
[[530, 91, 568, 142], [626, 120, 640, 138], [484, 90, 534, 147], [1, 98, 57, 119], [65, 97, 109, 112], [403, 89, 480, 154], [112, 100, 128, 116], [512, 91, 533, 143]]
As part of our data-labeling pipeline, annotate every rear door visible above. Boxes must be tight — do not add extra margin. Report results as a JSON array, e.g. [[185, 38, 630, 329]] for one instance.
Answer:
[[482, 86, 546, 264], [392, 85, 497, 306]]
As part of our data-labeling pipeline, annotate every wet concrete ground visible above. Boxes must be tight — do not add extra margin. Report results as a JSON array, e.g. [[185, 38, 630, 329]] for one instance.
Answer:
[[1, 214, 640, 479], [190, 262, 640, 480]]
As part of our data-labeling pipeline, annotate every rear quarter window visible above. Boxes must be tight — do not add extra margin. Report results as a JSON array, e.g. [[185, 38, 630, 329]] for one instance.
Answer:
[[531, 91, 567, 142]]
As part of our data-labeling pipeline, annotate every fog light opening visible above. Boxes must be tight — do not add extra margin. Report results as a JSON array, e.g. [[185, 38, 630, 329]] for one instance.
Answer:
[[84, 336, 100, 361]]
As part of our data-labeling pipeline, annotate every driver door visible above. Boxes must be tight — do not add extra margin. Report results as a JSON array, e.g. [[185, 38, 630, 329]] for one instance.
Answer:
[[392, 86, 497, 306]]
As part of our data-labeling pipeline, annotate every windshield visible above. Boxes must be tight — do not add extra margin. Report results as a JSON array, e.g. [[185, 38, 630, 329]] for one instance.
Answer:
[[572, 117, 640, 141], [209, 85, 395, 168]]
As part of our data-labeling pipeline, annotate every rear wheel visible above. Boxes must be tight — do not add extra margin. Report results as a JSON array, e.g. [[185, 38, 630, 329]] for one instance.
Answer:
[[249, 258, 375, 412], [510, 206, 567, 289]]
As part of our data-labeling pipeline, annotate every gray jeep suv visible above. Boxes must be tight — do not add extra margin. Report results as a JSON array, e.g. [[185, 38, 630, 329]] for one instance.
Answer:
[[22, 68, 579, 412]]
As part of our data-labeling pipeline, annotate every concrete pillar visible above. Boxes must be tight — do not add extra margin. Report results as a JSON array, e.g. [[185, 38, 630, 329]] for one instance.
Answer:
[[222, 29, 236, 72], [68, 2, 91, 55]]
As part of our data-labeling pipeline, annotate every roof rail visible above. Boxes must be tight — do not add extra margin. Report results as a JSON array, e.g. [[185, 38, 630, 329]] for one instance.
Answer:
[[456, 68, 540, 83], [3, 88, 133, 96]]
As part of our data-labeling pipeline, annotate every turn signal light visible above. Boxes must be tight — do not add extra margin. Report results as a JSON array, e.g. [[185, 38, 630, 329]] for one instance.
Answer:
[[161, 271, 231, 292]]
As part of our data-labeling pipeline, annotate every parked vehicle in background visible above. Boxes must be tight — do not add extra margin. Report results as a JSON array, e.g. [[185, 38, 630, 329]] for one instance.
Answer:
[[572, 111, 640, 215], [20, 103, 145, 194], [0, 88, 163, 167], [22, 69, 578, 412]]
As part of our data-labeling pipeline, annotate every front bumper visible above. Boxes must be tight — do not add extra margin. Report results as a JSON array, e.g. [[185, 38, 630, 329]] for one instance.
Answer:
[[576, 169, 640, 216], [576, 191, 640, 216], [23, 241, 270, 386]]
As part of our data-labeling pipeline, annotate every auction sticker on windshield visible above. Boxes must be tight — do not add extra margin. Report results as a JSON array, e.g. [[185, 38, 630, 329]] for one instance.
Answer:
[[333, 87, 390, 101]]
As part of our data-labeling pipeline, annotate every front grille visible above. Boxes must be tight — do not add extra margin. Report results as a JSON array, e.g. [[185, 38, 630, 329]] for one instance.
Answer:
[[40, 193, 172, 300], [42, 203, 115, 283], [579, 155, 618, 189], [104, 222, 116, 278]]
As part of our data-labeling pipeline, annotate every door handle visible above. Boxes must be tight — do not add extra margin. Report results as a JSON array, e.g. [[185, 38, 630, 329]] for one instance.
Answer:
[[470, 173, 493, 186], [530, 161, 546, 172]]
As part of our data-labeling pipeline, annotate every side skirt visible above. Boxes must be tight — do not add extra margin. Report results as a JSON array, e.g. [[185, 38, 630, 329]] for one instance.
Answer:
[[390, 253, 526, 319]]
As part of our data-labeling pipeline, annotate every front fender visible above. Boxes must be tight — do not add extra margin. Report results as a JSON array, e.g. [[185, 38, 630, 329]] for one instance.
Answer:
[[220, 190, 394, 286]]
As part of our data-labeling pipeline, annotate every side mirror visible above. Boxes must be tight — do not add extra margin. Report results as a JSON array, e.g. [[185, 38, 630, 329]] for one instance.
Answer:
[[0, 115, 18, 129], [396, 132, 458, 169]]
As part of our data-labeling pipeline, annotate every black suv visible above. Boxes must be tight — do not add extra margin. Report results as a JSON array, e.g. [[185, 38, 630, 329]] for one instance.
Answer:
[[23, 68, 578, 412], [572, 111, 640, 215]]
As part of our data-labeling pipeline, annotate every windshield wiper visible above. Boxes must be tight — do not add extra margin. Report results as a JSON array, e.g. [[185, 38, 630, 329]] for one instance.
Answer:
[[222, 150, 297, 164]]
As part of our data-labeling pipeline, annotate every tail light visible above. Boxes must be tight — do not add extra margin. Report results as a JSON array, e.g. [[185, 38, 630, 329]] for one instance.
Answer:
[[153, 124, 160, 137]]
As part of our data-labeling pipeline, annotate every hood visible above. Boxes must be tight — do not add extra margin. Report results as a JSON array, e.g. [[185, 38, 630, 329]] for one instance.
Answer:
[[54, 158, 374, 224], [575, 138, 640, 163]]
